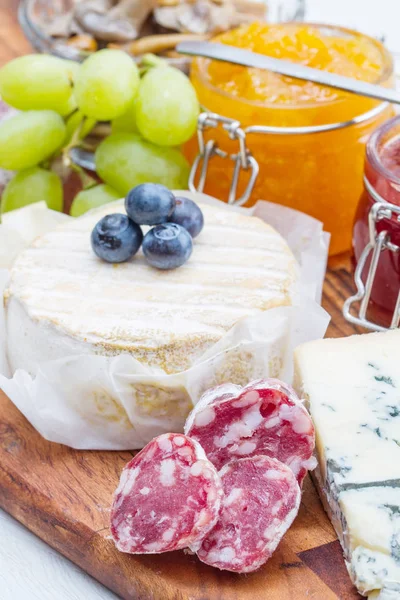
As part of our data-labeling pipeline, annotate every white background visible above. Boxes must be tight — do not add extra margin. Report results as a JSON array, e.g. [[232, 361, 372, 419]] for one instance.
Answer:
[[2, 1, 400, 599]]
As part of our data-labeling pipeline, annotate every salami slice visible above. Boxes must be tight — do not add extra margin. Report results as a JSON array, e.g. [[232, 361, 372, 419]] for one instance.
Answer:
[[110, 433, 223, 554], [185, 378, 316, 484], [196, 455, 301, 573]]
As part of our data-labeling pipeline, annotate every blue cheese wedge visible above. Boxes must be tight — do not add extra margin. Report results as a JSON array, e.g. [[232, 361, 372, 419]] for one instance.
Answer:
[[294, 330, 400, 599]]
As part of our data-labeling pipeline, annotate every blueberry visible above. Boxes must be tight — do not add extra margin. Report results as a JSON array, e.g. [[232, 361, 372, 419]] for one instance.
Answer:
[[168, 196, 204, 238], [143, 223, 193, 270], [91, 213, 143, 263], [125, 183, 176, 226]]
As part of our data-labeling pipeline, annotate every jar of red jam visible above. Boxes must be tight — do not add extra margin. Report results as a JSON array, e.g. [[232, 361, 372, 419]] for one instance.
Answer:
[[348, 116, 400, 330]]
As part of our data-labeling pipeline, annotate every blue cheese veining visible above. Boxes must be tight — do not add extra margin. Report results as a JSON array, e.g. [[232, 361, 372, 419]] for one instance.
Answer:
[[294, 329, 400, 599]]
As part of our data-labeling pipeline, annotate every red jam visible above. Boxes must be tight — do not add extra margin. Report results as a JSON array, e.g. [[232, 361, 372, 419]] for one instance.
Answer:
[[380, 136, 400, 178], [353, 116, 400, 326]]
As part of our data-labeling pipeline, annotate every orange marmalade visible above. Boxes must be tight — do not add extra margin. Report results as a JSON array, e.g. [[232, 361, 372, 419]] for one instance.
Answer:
[[186, 23, 394, 255]]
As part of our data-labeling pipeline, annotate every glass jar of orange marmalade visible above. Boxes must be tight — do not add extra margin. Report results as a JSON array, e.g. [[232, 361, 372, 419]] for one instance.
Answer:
[[185, 23, 394, 256], [346, 116, 400, 330]]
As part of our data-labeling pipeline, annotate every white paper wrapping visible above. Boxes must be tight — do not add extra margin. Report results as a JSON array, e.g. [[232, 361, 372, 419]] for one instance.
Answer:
[[0, 196, 330, 450]]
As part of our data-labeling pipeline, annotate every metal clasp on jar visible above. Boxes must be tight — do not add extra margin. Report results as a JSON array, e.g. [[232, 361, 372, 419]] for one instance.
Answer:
[[189, 103, 389, 207], [189, 113, 259, 206], [343, 182, 400, 332]]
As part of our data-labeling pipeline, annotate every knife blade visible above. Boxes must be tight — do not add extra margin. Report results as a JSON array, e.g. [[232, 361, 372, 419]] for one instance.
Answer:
[[176, 41, 400, 106]]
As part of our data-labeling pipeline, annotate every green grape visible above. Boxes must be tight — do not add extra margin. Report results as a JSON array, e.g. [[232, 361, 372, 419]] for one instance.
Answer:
[[0, 54, 75, 114], [55, 60, 80, 115], [1, 167, 63, 213], [136, 66, 199, 147], [58, 93, 78, 117], [65, 110, 96, 145], [75, 49, 139, 121], [0, 110, 66, 170], [63, 60, 80, 82], [58, 60, 81, 115], [70, 184, 121, 217], [111, 99, 138, 134], [95, 133, 190, 195]]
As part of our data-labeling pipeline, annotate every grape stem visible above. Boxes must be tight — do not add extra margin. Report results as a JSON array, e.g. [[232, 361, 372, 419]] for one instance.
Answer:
[[49, 153, 97, 192], [80, 141, 97, 152], [63, 116, 86, 165], [69, 161, 98, 190], [55, 115, 98, 189], [61, 115, 97, 171], [64, 106, 79, 120], [139, 53, 167, 76]]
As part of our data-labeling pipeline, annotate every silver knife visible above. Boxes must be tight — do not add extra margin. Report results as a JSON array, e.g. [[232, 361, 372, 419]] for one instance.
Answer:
[[176, 41, 400, 106]]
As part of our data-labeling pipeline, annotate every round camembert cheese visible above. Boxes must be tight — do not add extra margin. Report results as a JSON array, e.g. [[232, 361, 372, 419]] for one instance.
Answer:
[[5, 198, 297, 376]]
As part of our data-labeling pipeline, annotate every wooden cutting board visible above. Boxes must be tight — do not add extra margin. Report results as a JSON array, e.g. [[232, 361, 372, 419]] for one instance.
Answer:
[[0, 256, 364, 600]]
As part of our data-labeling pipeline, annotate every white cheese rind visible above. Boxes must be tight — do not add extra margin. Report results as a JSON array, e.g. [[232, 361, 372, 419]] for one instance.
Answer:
[[368, 582, 400, 599], [5, 199, 297, 376], [294, 330, 400, 598]]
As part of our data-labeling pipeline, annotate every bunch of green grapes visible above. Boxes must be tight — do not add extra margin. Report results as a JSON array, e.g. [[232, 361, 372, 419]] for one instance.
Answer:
[[95, 64, 199, 200], [0, 50, 199, 216]]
